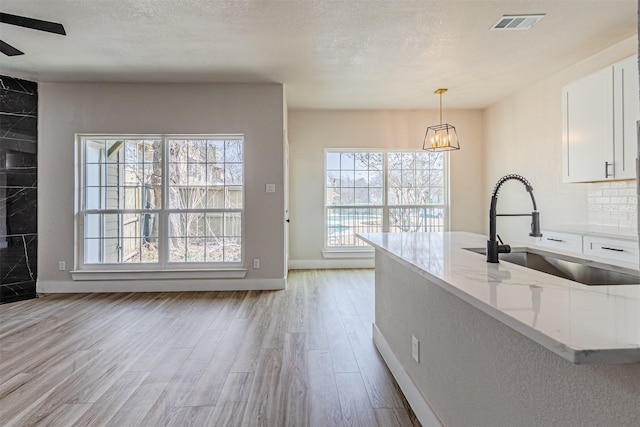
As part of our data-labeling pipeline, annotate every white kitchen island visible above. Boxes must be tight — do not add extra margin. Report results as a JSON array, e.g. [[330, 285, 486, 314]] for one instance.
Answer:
[[358, 231, 640, 427]]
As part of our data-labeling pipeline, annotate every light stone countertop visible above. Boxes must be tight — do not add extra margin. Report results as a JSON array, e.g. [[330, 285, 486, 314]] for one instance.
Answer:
[[358, 231, 640, 365]]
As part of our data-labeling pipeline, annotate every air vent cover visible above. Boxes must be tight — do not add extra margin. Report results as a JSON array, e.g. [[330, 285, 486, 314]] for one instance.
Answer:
[[490, 14, 544, 30]]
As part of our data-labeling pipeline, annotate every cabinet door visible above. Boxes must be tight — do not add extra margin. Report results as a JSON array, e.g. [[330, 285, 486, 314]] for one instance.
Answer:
[[613, 55, 639, 180], [562, 67, 614, 183], [536, 230, 582, 254], [583, 235, 638, 264]]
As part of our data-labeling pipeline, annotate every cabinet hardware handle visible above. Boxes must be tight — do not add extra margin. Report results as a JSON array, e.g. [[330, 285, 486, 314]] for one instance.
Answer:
[[546, 238, 563, 242], [601, 246, 624, 252], [605, 161, 613, 178]]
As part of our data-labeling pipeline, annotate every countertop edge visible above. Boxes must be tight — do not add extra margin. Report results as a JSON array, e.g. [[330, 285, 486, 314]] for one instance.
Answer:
[[358, 232, 640, 365]]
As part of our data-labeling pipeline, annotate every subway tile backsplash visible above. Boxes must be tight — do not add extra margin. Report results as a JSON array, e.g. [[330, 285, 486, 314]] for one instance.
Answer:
[[587, 180, 637, 229]]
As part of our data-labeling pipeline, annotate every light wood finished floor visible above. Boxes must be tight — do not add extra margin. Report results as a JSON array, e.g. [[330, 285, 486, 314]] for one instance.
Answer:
[[0, 269, 420, 426]]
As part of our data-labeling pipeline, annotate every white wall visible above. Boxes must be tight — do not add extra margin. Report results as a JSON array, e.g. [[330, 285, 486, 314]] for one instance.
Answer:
[[483, 36, 637, 244], [288, 109, 484, 268], [38, 83, 286, 291]]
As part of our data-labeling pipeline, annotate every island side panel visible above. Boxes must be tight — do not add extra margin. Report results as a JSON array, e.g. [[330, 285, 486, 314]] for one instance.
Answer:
[[374, 250, 640, 427]]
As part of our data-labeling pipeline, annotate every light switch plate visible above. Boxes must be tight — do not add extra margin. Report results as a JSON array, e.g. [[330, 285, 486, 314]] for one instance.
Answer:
[[412, 335, 420, 363], [266, 184, 276, 193]]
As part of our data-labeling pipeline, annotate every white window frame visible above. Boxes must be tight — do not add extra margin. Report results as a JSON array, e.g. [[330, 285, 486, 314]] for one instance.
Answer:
[[73, 134, 246, 280], [323, 149, 450, 256]]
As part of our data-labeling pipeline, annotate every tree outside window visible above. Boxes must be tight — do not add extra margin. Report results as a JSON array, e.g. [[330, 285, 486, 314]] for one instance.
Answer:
[[80, 135, 243, 267], [325, 150, 446, 248]]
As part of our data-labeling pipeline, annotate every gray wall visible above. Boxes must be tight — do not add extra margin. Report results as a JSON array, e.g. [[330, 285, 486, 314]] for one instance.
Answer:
[[37, 82, 286, 291]]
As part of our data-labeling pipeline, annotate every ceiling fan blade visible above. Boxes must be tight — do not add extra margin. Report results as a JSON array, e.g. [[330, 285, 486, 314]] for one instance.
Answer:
[[0, 12, 66, 35], [0, 39, 24, 56]]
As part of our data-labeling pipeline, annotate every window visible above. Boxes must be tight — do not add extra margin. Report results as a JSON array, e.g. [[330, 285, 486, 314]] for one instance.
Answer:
[[325, 150, 446, 248], [78, 135, 243, 269]]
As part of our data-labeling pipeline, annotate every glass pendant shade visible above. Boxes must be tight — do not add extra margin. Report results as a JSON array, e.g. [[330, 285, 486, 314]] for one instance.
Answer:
[[423, 88, 460, 152]]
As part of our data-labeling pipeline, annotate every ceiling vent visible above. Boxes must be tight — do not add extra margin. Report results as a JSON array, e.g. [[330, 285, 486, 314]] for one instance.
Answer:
[[490, 14, 545, 30]]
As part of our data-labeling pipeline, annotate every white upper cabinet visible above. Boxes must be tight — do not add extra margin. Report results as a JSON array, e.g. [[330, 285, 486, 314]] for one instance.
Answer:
[[613, 55, 640, 180], [562, 66, 613, 182], [562, 55, 639, 183]]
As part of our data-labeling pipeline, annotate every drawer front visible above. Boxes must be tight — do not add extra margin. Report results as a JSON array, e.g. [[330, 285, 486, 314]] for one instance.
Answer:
[[583, 235, 639, 263], [536, 231, 583, 254]]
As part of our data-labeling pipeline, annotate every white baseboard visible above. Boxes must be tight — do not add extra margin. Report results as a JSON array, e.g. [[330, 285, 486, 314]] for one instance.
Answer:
[[37, 278, 286, 293], [288, 258, 375, 270], [321, 249, 374, 258], [372, 323, 443, 427]]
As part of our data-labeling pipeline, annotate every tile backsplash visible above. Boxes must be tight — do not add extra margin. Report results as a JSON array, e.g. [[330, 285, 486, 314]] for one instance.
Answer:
[[587, 180, 637, 229]]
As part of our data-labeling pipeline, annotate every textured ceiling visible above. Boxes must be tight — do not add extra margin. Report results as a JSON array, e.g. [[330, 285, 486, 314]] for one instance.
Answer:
[[0, 0, 636, 109]]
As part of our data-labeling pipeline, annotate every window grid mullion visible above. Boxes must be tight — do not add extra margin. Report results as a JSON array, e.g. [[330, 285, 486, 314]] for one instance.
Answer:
[[100, 147, 107, 261], [382, 151, 389, 232], [160, 136, 169, 266]]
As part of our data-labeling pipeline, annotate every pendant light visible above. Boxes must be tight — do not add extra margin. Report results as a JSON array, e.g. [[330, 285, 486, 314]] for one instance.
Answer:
[[423, 88, 460, 152]]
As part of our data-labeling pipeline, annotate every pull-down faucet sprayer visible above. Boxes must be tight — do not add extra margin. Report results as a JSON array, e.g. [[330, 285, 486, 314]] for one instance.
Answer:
[[487, 174, 542, 263]]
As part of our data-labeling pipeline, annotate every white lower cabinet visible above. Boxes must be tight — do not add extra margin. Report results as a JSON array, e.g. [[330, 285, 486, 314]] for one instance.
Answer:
[[536, 230, 583, 253], [583, 235, 638, 264], [538, 229, 638, 264]]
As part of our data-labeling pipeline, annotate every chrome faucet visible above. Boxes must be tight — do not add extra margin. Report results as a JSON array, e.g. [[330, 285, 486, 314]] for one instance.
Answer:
[[487, 174, 542, 263]]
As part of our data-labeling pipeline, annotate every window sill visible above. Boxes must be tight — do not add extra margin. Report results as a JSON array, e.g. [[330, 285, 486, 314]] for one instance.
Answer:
[[322, 248, 375, 259], [70, 268, 247, 281]]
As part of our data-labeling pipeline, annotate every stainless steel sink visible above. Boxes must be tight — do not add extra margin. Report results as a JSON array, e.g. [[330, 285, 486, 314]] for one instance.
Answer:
[[464, 247, 640, 286]]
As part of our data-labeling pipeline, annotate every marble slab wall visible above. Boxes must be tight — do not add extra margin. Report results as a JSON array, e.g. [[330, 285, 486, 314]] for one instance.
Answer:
[[0, 76, 38, 303]]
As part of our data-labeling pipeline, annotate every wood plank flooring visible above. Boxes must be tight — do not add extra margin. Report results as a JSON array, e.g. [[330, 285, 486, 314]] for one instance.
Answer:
[[0, 269, 420, 426]]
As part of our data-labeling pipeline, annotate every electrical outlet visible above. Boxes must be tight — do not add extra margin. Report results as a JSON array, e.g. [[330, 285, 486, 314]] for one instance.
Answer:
[[253, 259, 260, 269], [412, 335, 420, 363], [58, 261, 66, 271]]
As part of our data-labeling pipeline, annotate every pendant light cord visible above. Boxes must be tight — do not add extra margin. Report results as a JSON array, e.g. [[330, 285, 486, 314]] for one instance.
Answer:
[[439, 92, 443, 126]]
